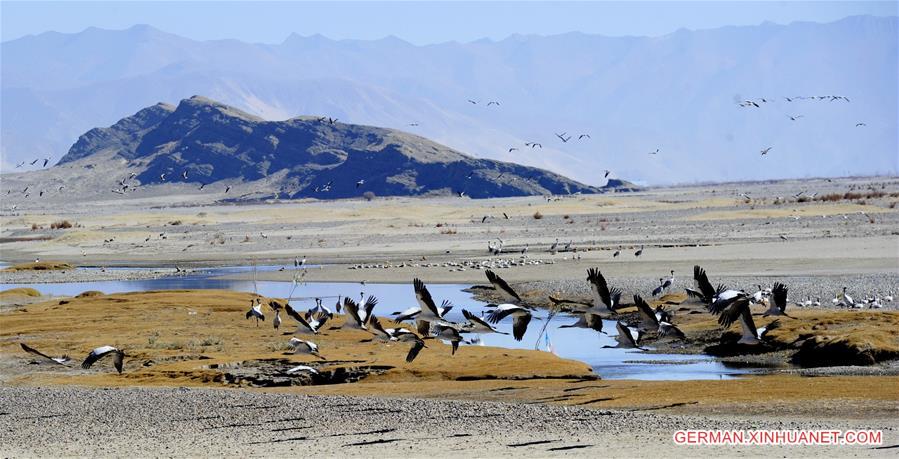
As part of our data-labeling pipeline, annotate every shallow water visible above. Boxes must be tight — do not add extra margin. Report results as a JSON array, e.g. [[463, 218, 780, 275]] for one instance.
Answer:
[[1, 266, 754, 380]]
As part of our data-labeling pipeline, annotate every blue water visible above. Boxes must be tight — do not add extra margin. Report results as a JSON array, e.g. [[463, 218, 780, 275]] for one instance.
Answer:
[[1, 267, 753, 380]]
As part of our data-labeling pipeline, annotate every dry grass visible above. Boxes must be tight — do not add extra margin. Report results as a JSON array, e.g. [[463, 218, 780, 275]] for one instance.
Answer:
[[0, 289, 592, 388], [2, 261, 74, 272], [0, 288, 42, 298]]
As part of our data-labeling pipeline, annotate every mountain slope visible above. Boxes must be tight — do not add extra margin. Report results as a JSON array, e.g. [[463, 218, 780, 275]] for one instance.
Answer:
[[55, 96, 610, 199], [2, 16, 896, 184]]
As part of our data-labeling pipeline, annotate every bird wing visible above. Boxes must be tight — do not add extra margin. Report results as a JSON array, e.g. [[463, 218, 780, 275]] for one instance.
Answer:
[[368, 315, 392, 340], [416, 319, 431, 337], [462, 309, 493, 330], [659, 322, 686, 340], [586, 267, 611, 309], [362, 295, 379, 323], [286, 305, 315, 332], [392, 306, 420, 322], [484, 304, 521, 324], [81, 346, 118, 369], [20, 343, 68, 365], [584, 313, 604, 332], [342, 298, 364, 326], [772, 282, 788, 313], [413, 278, 440, 318], [633, 295, 659, 331], [405, 339, 425, 363], [112, 351, 125, 374], [614, 322, 638, 348], [485, 270, 521, 302], [692, 265, 717, 302], [511, 312, 532, 341], [717, 297, 752, 330]]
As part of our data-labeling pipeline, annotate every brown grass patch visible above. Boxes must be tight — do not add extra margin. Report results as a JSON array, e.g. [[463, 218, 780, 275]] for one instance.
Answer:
[[0, 289, 592, 389], [2, 261, 75, 272], [0, 288, 42, 298]]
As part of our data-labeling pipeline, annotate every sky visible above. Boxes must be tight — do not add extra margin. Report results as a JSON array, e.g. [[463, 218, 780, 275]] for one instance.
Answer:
[[2, 1, 896, 44]]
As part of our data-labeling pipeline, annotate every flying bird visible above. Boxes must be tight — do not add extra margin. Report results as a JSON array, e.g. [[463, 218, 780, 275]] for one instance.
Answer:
[[20, 343, 71, 365], [485, 269, 522, 303], [762, 282, 793, 318], [484, 304, 532, 341], [288, 338, 324, 359], [558, 312, 604, 333], [81, 346, 125, 373], [760, 147, 772, 156], [603, 322, 644, 349], [587, 267, 621, 312], [461, 309, 508, 335], [718, 297, 763, 345]]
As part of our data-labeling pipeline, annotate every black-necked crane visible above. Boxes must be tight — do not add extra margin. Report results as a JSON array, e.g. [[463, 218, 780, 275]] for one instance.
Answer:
[[20, 343, 71, 365], [558, 311, 604, 333], [461, 309, 509, 335], [586, 268, 621, 312], [288, 338, 324, 359], [651, 279, 665, 297], [81, 346, 125, 373], [634, 295, 685, 339], [284, 303, 328, 334], [273, 309, 282, 329], [718, 297, 763, 345], [342, 295, 378, 330], [430, 323, 464, 355], [603, 322, 644, 349], [485, 269, 522, 303], [368, 315, 427, 362], [412, 278, 449, 321], [763, 282, 793, 318], [484, 304, 532, 341], [246, 299, 265, 326], [634, 245, 644, 257]]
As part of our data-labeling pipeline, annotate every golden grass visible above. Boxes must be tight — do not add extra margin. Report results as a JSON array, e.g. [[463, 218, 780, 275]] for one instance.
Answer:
[[2, 261, 74, 272], [0, 287, 42, 298], [0, 289, 592, 388]]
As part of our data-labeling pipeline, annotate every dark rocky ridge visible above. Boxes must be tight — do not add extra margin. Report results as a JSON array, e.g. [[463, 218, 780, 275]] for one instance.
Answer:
[[59, 96, 634, 199]]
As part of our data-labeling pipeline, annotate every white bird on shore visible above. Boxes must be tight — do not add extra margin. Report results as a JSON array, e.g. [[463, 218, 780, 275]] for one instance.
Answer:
[[20, 343, 71, 365], [245, 300, 265, 326], [484, 304, 532, 341], [81, 346, 125, 373], [288, 338, 324, 359], [272, 309, 282, 329]]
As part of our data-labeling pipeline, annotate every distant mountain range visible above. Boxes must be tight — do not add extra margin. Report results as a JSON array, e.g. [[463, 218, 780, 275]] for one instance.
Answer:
[[1, 15, 896, 184], [52, 96, 613, 199]]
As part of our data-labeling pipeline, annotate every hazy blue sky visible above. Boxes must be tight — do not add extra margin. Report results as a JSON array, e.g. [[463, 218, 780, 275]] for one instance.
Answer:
[[2, 1, 896, 44]]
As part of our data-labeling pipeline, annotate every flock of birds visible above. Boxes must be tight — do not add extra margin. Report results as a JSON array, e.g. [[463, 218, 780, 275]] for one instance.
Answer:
[[24, 259, 892, 375], [737, 94, 865, 157]]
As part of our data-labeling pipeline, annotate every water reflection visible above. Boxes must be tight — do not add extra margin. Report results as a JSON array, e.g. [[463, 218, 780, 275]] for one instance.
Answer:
[[1, 269, 753, 380]]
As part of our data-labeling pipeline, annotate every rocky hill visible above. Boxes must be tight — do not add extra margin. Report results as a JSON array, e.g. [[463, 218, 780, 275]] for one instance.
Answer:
[[56, 96, 630, 199]]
